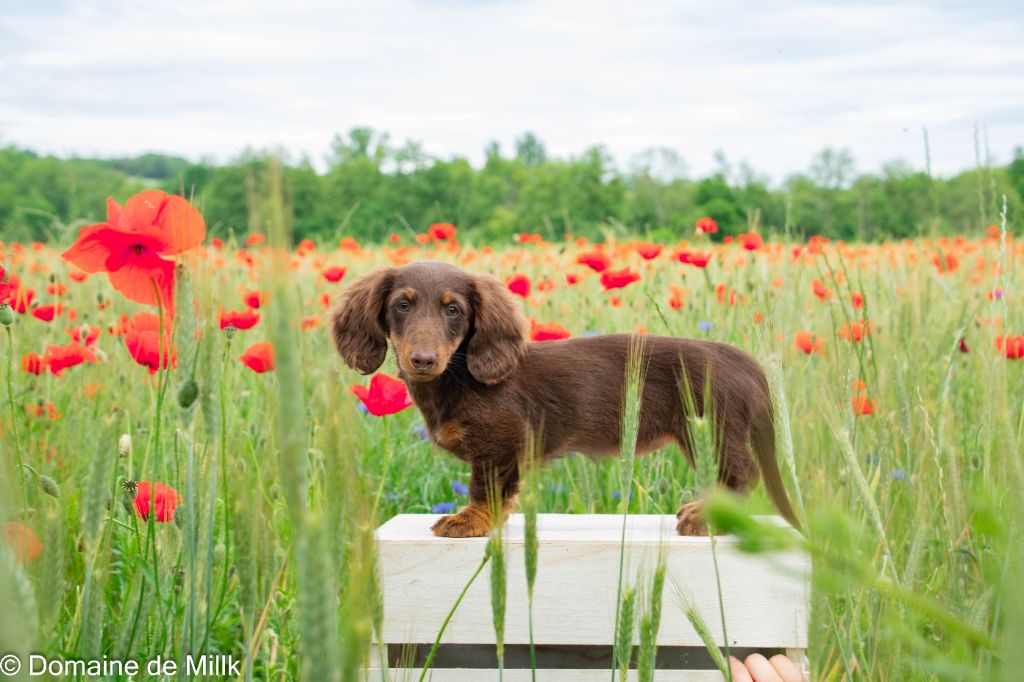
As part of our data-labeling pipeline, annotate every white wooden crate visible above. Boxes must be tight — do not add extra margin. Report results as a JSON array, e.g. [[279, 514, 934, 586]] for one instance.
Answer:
[[372, 514, 809, 681]]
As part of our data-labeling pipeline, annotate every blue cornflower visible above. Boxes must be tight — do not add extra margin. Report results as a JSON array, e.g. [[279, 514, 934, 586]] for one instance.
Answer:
[[432, 502, 457, 514], [383, 492, 400, 501], [699, 321, 713, 332], [451, 480, 469, 496], [890, 469, 905, 481], [355, 401, 368, 414], [412, 424, 428, 441]]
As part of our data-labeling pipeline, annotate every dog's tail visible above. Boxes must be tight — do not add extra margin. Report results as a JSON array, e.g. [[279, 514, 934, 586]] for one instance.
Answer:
[[750, 406, 802, 531]]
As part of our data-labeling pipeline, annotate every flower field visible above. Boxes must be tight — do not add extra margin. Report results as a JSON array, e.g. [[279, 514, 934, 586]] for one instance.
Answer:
[[1, 189, 1023, 681]]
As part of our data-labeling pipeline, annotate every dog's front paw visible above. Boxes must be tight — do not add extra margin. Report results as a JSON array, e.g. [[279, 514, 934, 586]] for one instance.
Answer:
[[431, 508, 491, 537], [675, 500, 709, 536]]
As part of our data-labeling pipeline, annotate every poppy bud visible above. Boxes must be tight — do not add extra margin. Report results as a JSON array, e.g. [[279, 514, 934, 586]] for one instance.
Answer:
[[213, 543, 226, 564], [223, 325, 237, 340], [0, 303, 13, 327], [177, 378, 199, 408], [119, 434, 132, 457], [39, 475, 60, 498]]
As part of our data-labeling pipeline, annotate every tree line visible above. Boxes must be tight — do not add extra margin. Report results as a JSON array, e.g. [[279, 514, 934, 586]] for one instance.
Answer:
[[1, 128, 1021, 244]]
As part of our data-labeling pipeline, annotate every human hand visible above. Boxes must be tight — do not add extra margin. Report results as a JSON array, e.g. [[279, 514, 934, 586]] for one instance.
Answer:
[[728, 653, 804, 682]]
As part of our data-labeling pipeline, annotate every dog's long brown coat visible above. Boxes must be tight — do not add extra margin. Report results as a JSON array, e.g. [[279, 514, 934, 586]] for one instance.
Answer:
[[332, 261, 800, 537]]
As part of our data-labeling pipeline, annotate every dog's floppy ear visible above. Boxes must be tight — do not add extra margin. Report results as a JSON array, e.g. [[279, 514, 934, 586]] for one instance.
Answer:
[[331, 268, 395, 374], [467, 273, 529, 384]]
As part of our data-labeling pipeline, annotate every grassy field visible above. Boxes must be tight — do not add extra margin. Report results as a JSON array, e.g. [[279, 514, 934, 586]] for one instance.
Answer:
[[1, 192, 1022, 681]]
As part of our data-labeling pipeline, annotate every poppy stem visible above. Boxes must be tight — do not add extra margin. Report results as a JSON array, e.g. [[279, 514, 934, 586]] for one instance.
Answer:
[[4, 326, 30, 506], [370, 414, 392, 521]]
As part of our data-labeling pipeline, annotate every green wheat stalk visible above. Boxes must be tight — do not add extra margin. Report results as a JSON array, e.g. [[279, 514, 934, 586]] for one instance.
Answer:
[[615, 586, 636, 681], [673, 578, 732, 680], [636, 553, 666, 682], [611, 338, 646, 681], [488, 485, 508, 680], [520, 429, 542, 680]]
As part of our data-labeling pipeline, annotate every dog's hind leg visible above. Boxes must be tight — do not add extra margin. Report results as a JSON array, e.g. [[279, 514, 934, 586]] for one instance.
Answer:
[[675, 432, 759, 536]]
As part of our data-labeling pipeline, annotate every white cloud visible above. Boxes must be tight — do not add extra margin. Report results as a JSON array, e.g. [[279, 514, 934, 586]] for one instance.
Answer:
[[1, 0, 1022, 181]]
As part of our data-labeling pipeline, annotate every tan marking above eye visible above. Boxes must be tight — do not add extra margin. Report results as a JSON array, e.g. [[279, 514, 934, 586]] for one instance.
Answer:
[[402, 288, 417, 302], [441, 292, 455, 305]]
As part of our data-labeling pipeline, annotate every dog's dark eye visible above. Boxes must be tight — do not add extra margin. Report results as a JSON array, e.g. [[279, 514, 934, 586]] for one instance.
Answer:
[[446, 304, 460, 317], [396, 300, 410, 312]]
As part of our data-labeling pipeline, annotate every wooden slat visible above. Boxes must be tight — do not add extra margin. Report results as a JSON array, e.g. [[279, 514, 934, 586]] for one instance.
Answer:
[[376, 514, 809, 648], [367, 668, 728, 681]]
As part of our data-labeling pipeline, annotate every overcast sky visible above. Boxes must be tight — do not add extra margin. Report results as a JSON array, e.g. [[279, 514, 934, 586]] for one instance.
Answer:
[[1, 0, 1022, 182]]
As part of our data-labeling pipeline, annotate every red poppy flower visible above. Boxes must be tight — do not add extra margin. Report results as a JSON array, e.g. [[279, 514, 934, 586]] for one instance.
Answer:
[[635, 242, 663, 260], [31, 303, 63, 322], [600, 267, 641, 291], [932, 251, 959, 274], [298, 238, 316, 253], [0, 267, 12, 302], [246, 233, 266, 247], [339, 236, 361, 250], [716, 284, 737, 306], [739, 231, 764, 251], [27, 401, 62, 420], [243, 290, 267, 309], [219, 308, 260, 330], [530, 320, 571, 341], [322, 266, 347, 283], [4, 522, 43, 564], [811, 279, 832, 301], [851, 292, 864, 309], [505, 273, 532, 299], [351, 373, 412, 416], [838, 320, 870, 342], [958, 337, 970, 353], [239, 341, 275, 373], [133, 482, 179, 522], [996, 335, 1024, 360], [676, 251, 711, 268], [794, 331, 825, 356], [301, 315, 320, 331], [124, 312, 175, 374], [852, 395, 876, 416], [10, 287, 35, 313], [695, 217, 719, 235], [428, 223, 458, 241], [565, 273, 580, 285], [577, 249, 612, 272], [45, 342, 97, 377], [21, 352, 46, 375], [668, 286, 686, 309], [46, 283, 68, 296], [67, 325, 101, 345], [62, 191, 206, 310]]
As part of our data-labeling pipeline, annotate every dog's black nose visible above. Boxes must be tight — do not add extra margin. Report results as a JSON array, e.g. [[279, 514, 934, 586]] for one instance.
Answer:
[[411, 351, 438, 370]]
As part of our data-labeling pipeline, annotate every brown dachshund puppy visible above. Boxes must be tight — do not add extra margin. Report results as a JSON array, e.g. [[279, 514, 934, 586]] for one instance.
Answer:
[[331, 261, 800, 537]]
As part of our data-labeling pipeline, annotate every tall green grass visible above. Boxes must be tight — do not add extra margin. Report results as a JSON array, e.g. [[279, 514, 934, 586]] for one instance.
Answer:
[[0, 198, 1021, 680]]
